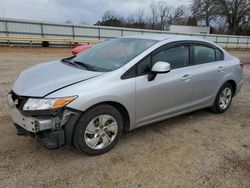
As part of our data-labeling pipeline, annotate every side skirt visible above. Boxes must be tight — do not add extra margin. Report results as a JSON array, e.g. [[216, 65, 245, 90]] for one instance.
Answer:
[[134, 104, 211, 130]]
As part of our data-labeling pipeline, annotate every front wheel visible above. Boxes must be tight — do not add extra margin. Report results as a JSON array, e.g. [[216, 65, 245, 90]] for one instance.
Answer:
[[73, 104, 123, 155], [210, 83, 233, 113]]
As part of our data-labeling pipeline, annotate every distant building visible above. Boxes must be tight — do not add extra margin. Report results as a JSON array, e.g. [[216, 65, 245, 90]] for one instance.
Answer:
[[165, 25, 211, 34]]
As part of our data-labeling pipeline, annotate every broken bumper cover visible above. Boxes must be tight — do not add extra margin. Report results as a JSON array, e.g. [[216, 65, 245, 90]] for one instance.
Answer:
[[8, 93, 81, 149], [10, 107, 54, 133]]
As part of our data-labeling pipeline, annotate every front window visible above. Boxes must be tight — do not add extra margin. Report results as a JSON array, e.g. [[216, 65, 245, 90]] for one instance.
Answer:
[[137, 45, 189, 75], [152, 45, 189, 69], [71, 38, 157, 71]]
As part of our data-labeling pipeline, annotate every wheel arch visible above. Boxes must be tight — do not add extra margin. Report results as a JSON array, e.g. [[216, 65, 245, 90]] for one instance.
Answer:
[[212, 79, 237, 108], [210, 79, 236, 113], [225, 80, 237, 96], [82, 101, 131, 132]]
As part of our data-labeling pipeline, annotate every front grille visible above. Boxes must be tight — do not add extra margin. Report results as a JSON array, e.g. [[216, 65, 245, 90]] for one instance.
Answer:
[[10, 91, 29, 110]]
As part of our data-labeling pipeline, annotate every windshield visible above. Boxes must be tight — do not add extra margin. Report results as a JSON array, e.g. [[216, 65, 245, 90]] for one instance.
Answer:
[[71, 38, 157, 71]]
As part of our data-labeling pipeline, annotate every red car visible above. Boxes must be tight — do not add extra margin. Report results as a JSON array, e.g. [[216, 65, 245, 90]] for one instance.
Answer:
[[72, 44, 93, 55]]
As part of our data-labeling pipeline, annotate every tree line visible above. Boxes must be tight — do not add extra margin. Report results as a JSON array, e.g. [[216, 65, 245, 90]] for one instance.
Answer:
[[94, 0, 250, 35]]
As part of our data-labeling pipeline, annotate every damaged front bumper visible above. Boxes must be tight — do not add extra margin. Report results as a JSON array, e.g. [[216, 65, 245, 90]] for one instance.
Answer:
[[7, 93, 81, 149]]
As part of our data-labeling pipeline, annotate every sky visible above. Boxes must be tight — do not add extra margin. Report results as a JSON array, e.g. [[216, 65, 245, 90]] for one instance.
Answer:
[[1, 0, 192, 24]]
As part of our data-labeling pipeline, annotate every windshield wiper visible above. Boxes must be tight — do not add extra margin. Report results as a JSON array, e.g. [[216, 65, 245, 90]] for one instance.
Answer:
[[61, 58, 108, 72], [71, 61, 107, 72], [61, 58, 98, 71], [71, 60, 100, 71], [61, 57, 76, 65]]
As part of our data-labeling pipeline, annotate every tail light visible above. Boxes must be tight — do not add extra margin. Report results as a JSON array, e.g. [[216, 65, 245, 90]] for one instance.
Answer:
[[240, 62, 244, 70]]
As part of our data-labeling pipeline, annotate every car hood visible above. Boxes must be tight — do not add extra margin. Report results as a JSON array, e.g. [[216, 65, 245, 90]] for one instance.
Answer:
[[12, 60, 103, 97]]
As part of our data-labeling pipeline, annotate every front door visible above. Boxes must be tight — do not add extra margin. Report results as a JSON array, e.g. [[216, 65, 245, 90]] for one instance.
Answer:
[[135, 44, 194, 126]]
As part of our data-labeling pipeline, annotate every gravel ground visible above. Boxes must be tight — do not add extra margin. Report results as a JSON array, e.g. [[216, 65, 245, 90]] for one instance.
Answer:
[[0, 47, 249, 188]]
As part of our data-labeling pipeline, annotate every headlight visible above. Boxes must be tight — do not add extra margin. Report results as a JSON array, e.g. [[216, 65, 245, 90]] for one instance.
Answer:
[[23, 96, 77, 111]]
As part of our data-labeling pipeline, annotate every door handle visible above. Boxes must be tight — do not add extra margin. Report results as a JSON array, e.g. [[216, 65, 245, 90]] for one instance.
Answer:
[[182, 74, 193, 81], [217, 66, 225, 72]]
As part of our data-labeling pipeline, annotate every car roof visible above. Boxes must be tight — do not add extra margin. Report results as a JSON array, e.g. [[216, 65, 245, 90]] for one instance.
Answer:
[[123, 34, 230, 60], [123, 34, 207, 42]]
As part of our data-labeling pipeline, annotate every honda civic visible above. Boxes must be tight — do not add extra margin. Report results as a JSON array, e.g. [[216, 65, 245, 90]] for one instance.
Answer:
[[8, 35, 244, 155]]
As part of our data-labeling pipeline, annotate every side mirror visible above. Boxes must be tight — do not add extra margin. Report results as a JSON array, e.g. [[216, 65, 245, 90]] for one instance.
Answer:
[[148, 61, 171, 81]]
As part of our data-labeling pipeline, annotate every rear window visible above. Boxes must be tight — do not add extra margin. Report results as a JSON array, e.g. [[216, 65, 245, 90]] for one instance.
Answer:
[[193, 45, 216, 64]]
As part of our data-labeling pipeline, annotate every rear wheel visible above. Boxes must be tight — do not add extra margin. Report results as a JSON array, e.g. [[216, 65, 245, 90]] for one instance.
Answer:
[[73, 104, 123, 155], [210, 83, 233, 113]]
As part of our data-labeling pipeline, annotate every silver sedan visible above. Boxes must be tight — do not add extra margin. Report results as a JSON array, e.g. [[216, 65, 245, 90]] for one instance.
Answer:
[[8, 35, 244, 155]]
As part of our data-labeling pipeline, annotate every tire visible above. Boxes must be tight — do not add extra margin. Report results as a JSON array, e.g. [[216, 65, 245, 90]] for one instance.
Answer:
[[73, 104, 123, 155], [210, 83, 233, 113]]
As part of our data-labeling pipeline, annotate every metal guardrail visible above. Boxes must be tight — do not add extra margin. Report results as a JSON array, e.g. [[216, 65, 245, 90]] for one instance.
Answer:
[[0, 18, 250, 48], [0, 36, 99, 43]]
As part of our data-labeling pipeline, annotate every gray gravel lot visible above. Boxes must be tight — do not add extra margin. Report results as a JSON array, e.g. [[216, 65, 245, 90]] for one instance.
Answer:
[[0, 47, 249, 188]]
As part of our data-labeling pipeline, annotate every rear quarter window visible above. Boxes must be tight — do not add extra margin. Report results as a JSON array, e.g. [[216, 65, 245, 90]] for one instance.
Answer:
[[215, 48, 224, 61]]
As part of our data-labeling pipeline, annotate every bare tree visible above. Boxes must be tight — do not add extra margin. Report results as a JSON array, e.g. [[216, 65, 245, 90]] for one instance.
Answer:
[[187, 16, 198, 26], [135, 8, 145, 25], [126, 8, 147, 28], [126, 14, 136, 25], [101, 10, 117, 22], [96, 0, 250, 34], [157, 2, 186, 29], [191, 0, 218, 26], [150, 2, 159, 29], [96, 10, 124, 27], [157, 1, 170, 30], [167, 5, 186, 25], [216, 0, 250, 34]]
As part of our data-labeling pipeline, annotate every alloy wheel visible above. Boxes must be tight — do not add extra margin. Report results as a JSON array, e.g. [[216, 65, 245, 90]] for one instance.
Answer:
[[84, 115, 118, 150], [219, 87, 232, 110]]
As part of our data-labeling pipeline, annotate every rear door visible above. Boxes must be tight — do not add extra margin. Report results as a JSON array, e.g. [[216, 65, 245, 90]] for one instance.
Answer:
[[189, 43, 226, 108]]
